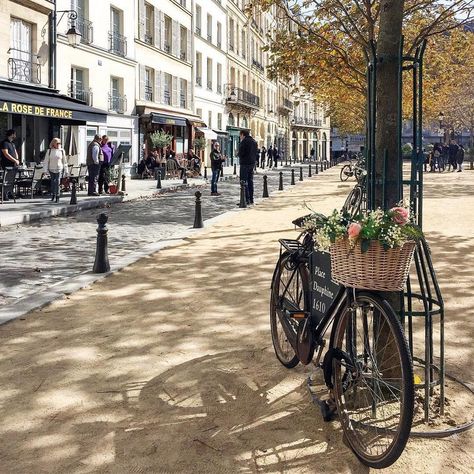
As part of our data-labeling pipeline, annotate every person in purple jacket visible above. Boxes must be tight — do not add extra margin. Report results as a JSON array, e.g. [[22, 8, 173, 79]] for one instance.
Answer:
[[99, 135, 114, 194]]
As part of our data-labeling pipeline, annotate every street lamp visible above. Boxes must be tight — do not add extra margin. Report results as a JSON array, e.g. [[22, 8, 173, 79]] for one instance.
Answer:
[[438, 111, 446, 144]]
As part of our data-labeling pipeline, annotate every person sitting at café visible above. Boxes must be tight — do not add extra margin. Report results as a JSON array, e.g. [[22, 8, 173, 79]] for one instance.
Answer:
[[166, 146, 186, 179], [137, 156, 153, 179], [186, 148, 201, 176]]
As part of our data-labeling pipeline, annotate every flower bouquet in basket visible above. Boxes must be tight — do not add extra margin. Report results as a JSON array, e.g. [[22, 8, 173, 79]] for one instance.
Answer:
[[302, 204, 423, 291]]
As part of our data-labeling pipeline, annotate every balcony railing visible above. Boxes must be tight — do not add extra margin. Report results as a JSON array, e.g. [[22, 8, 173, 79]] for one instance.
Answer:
[[180, 93, 186, 108], [180, 51, 186, 61], [207, 34, 212, 42], [108, 93, 127, 113], [164, 42, 171, 54], [163, 89, 171, 105], [67, 84, 93, 105], [8, 56, 41, 84], [196, 76, 202, 86], [108, 31, 127, 56], [217, 41, 221, 49], [217, 84, 222, 94], [195, 26, 201, 36], [144, 33, 153, 45], [251, 59, 264, 72], [225, 84, 260, 109], [292, 116, 323, 127], [207, 81, 212, 90], [278, 98, 294, 114], [145, 84, 153, 101], [71, 16, 93, 44]]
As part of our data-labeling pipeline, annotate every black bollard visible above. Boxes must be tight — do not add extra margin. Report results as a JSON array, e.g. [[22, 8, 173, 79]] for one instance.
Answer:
[[278, 171, 283, 191], [70, 180, 77, 205], [193, 191, 204, 228], [239, 180, 247, 208], [285, 157, 288, 166], [262, 175, 269, 198], [320, 161, 324, 173], [204, 166, 207, 180], [233, 163, 237, 175], [291, 168, 295, 185], [156, 172, 162, 189], [315, 162, 319, 174], [183, 172, 188, 185], [121, 174, 126, 192], [299, 166, 303, 181], [308, 164, 312, 177], [220, 167, 224, 181], [93, 213, 110, 273]]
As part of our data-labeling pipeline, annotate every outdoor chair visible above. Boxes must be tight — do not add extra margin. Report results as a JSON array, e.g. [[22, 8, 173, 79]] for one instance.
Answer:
[[165, 160, 180, 179], [1, 167, 18, 204], [15, 166, 44, 199], [78, 164, 88, 190]]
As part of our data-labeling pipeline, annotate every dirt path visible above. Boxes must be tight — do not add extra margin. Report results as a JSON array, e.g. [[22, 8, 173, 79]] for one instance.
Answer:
[[0, 166, 473, 473]]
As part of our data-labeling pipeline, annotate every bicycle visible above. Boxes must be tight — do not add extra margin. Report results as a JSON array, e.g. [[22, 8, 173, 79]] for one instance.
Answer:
[[340, 155, 366, 183], [270, 215, 414, 468]]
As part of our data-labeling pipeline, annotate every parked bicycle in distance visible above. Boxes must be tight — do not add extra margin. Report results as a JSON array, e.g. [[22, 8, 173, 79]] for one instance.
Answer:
[[340, 154, 366, 183], [270, 205, 414, 468]]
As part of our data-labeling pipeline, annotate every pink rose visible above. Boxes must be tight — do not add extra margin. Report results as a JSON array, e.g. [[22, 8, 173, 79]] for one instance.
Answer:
[[390, 207, 410, 226], [348, 222, 362, 238]]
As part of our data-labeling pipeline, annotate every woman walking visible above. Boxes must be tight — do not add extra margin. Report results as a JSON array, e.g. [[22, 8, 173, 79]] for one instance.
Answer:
[[210, 142, 224, 196], [43, 137, 68, 203]]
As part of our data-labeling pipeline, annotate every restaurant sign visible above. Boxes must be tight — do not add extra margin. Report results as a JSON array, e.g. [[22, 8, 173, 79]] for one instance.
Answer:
[[1, 101, 73, 119]]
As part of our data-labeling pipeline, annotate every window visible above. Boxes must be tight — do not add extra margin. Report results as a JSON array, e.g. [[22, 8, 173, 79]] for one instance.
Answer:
[[216, 63, 222, 94], [217, 113, 222, 130], [180, 79, 187, 108], [69, 67, 91, 104], [145, 67, 153, 101], [206, 58, 212, 90], [196, 108, 203, 118], [208, 111, 212, 129], [164, 73, 172, 104], [207, 14, 212, 42], [71, 0, 92, 44], [109, 8, 126, 56], [109, 77, 126, 113], [195, 4, 202, 35], [9, 18, 38, 83], [180, 0, 187, 7], [229, 18, 234, 50], [144, 3, 154, 44], [180, 26, 188, 61], [241, 30, 246, 59], [196, 52, 202, 86], [164, 15, 172, 53], [217, 22, 222, 48]]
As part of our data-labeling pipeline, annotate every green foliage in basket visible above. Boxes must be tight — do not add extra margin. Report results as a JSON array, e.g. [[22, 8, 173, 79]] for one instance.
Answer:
[[149, 130, 173, 149], [303, 204, 423, 253]]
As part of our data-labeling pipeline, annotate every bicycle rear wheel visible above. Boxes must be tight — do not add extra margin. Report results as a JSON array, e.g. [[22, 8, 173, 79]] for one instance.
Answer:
[[270, 252, 309, 368], [340, 165, 352, 181], [342, 186, 363, 218], [331, 293, 414, 469]]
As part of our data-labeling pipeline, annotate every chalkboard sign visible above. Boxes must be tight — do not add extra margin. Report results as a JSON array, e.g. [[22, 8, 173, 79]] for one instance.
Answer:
[[309, 250, 342, 322]]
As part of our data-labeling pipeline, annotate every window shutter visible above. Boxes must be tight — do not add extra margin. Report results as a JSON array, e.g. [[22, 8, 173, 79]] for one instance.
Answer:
[[186, 80, 192, 110], [171, 76, 178, 106], [138, 0, 145, 41], [154, 70, 162, 103], [160, 12, 165, 51], [139, 65, 146, 100], [172, 20, 180, 57], [154, 9, 161, 48], [186, 28, 191, 63]]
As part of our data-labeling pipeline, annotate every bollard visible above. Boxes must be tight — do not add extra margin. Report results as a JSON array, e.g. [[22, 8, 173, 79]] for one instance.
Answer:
[[315, 162, 319, 174], [299, 166, 303, 181], [193, 191, 204, 228], [320, 161, 324, 173], [262, 175, 269, 198], [220, 167, 224, 181], [279, 171, 284, 190], [156, 172, 162, 189], [121, 174, 126, 192], [183, 172, 188, 185], [285, 157, 288, 166], [471, 160, 473, 170], [239, 180, 247, 208], [308, 164, 312, 177], [291, 168, 295, 185], [324, 161, 328, 170], [69, 180, 77, 205], [204, 166, 207, 180], [93, 213, 110, 273], [233, 163, 237, 175]]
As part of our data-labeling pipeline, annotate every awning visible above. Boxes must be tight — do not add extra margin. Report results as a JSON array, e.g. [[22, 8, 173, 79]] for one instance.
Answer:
[[150, 113, 187, 127], [188, 119, 207, 128], [0, 84, 107, 123], [196, 127, 218, 140], [213, 129, 228, 136]]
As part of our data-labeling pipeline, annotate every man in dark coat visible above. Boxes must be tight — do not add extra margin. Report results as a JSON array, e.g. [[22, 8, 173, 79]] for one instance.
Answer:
[[238, 129, 258, 205], [267, 145, 273, 168], [448, 140, 459, 172], [456, 144, 465, 173], [260, 146, 266, 169]]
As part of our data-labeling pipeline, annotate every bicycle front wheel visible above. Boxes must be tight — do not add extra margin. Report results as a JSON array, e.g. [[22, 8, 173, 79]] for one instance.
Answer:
[[340, 165, 352, 181], [270, 252, 309, 368], [331, 293, 414, 469]]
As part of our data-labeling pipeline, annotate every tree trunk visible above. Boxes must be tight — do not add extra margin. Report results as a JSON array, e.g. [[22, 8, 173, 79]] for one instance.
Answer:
[[375, 0, 405, 209]]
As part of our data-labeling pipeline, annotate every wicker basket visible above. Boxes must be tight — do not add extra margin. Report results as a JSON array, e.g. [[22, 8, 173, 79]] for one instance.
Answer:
[[330, 238, 416, 291]]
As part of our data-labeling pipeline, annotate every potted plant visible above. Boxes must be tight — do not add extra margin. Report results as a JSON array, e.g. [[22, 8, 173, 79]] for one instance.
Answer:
[[193, 136, 207, 151], [149, 130, 173, 157], [303, 204, 423, 291]]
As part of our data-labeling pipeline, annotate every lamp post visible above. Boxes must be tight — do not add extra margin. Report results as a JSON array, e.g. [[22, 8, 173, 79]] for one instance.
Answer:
[[438, 112, 446, 144], [42, 9, 82, 89]]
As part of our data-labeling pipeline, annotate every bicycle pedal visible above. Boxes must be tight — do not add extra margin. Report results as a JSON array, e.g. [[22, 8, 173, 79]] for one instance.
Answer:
[[320, 401, 337, 422]]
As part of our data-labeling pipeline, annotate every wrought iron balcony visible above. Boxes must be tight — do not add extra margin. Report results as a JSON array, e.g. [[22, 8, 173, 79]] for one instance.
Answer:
[[144, 33, 153, 45], [217, 41, 221, 49], [164, 42, 171, 54], [195, 26, 201, 36], [196, 76, 202, 86], [217, 84, 222, 94], [180, 51, 186, 61], [278, 99, 294, 115], [225, 84, 260, 109], [163, 90, 171, 105], [108, 93, 127, 113], [8, 56, 41, 84], [108, 31, 127, 56], [68, 84, 93, 105], [292, 116, 323, 127], [71, 16, 93, 44], [180, 93, 186, 108], [207, 81, 212, 90], [145, 84, 153, 101], [251, 59, 264, 72]]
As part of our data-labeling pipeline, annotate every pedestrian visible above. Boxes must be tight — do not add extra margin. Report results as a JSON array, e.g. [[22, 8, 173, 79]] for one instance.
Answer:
[[448, 140, 459, 172], [267, 145, 273, 168], [1, 129, 20, 169], [273, 147, 279, 168], [260, 146, 266, 169], [43, 137, 68, 203], [310, 147, 315, 161], [255, 147, 260, 168], [456, 144, 465, 173], [210, 142, 224, 196], [431, 143, 442, 172], [238, 129, 257, 205], [99, 135, 113, 194], [86, 134, 103, 196], [441, 143, 449, 171]]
